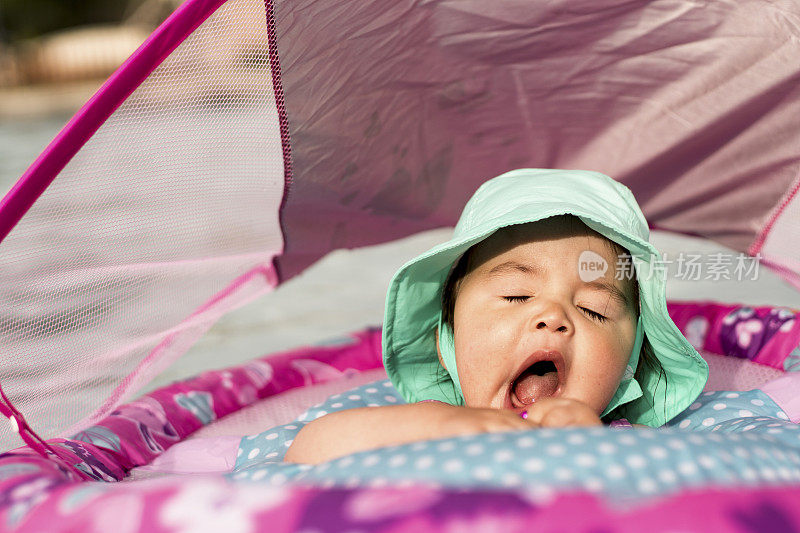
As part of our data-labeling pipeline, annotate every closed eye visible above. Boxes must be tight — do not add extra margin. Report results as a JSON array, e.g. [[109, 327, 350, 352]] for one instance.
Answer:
[[503, 296, 530, 303], [503, 297, 608, 322], [580, 307, 607, 322]]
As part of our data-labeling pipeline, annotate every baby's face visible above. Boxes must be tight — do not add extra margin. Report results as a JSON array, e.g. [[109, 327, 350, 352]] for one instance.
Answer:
[[448, 219, 637, 416]]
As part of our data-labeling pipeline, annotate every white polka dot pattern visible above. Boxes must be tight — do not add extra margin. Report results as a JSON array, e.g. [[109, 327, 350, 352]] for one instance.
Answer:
[[229, 380, 800, 503]]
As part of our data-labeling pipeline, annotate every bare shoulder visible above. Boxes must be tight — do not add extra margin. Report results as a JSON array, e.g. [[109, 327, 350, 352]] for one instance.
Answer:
[[285, 403, 453, 464]]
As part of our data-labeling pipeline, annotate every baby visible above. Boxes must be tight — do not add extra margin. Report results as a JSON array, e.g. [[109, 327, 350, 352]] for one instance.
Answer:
[[285, 169, 709, 465]]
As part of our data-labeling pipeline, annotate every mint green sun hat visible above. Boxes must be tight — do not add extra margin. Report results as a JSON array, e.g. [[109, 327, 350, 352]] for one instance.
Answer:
[[382, 168, 709, 427]]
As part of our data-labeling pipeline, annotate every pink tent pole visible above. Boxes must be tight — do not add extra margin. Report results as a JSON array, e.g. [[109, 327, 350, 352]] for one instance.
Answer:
[[0, 0, 228, 246]]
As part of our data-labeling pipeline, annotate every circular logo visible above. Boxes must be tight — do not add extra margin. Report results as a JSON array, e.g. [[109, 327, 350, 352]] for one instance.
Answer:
[[578, 250, 608, 282]]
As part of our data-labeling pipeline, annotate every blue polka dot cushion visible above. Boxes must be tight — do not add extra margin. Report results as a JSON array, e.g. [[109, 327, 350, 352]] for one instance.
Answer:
[[229, 380, 800, 503]]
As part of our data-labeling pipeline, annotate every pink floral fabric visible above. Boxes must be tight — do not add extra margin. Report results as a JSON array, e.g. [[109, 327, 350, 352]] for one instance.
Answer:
[[668, 302, 800, 370], [5, 477, 800, 532], [0, 329, 383, 530]]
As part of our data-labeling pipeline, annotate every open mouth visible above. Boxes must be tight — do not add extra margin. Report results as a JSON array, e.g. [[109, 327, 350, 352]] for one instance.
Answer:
[[511, 357, 562, 407]]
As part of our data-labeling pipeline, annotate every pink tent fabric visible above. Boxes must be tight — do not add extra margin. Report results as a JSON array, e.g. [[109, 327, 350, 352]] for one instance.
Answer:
[[1, 0, 800, 530], [273, 0, 800, 280]]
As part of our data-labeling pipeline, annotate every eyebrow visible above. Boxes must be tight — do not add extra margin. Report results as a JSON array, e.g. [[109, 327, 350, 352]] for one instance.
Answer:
[[487, 260, 631, 308], [487, 261, 539, 277]]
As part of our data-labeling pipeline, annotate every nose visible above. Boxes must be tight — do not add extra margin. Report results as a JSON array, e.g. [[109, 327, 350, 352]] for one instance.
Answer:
[[531, 300, 572, 334]]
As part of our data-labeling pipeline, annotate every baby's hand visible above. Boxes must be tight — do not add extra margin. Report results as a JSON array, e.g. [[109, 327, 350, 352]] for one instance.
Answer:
[[442, 406, 537, 436], [522, 398, 602, 428]]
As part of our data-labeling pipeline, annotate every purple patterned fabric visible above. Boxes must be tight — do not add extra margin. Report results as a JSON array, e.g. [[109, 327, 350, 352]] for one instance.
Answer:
[[0, 329, 384, 529], [668, 302, 800, 370], [719, 307, 796, 360], [3, 479, 800, 532]]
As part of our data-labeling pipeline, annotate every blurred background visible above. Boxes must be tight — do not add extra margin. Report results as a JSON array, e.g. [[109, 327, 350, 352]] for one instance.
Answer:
[[0, 0, 178, 196]]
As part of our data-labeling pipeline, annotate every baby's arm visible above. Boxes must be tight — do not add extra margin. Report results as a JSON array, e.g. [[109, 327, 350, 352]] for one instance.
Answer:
[[285, 397, 607, 464], [284, 402, 534, 465]]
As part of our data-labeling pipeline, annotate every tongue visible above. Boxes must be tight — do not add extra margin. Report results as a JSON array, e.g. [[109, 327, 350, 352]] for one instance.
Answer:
[[514, 371, 559, 404]]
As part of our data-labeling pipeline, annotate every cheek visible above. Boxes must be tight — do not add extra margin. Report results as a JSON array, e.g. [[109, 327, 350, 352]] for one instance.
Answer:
[[452, 300, 518, 395], [585, 324, 635, 375], [605, 323, 637, 376], [453, 303, 517, 355], [576, 334, 633, 412]]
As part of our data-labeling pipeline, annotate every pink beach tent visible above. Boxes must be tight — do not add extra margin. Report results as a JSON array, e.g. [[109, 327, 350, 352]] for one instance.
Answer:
[[2, 0, 800, 531]]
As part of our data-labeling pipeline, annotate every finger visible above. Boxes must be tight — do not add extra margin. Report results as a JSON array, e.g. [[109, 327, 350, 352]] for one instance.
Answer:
[[520, 403, 550, 425], [512, 412, 540, 428], [498, 413, 539, 431], [522, 418, 541, 428], [541, 408, 601, 428]]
